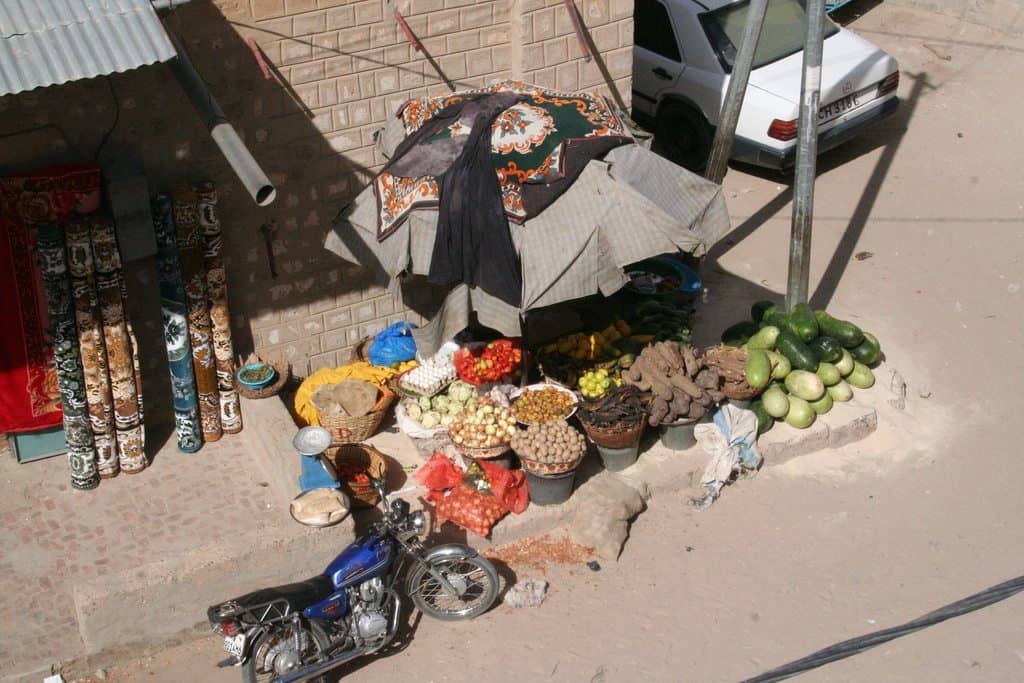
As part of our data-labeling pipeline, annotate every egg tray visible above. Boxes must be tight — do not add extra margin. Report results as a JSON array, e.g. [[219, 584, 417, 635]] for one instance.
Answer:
[[391, 369, 453, 400]]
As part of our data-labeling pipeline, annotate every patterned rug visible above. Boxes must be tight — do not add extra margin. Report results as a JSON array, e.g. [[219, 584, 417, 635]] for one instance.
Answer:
[[0, 165, 101, 435], [374, 81, 632, 239]]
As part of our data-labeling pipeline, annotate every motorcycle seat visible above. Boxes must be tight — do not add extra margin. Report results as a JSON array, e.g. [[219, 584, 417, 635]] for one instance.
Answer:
[[210, 575, 336, 619]]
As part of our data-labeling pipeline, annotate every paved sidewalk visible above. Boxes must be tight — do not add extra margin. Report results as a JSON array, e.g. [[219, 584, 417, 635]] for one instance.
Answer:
[[0, 402, 350, 681]]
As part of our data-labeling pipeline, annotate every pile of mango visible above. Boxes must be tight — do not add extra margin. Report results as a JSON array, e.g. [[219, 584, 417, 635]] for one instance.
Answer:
[[543, 320, 632, 361], [538, 320, 644, 388]]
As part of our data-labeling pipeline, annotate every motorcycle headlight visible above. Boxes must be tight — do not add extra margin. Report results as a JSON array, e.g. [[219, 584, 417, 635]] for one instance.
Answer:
[[411, 510, 426, 535]]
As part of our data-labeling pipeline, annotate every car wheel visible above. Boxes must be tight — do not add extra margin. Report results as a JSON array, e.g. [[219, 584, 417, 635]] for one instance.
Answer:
[[654, 102, 712, 173]]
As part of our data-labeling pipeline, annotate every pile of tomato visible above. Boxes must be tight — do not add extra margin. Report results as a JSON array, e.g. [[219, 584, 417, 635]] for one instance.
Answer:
[[453, 339, 523, 385]]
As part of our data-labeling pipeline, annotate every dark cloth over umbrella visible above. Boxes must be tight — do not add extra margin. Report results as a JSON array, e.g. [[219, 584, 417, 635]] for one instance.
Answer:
[[386, 91, 526, 306]]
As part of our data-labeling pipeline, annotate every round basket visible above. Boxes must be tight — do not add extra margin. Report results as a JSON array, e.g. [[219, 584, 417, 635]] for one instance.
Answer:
[[348, 337, 374, 364], [580, 418, 646, 449], [451, 441, 511, 460], [702, 344, 763, 400], [721, 378, 764, 400], [322, 443, 389, 508], [518, 453, 582, 476], [236, 362, 289, 400], [317, 386, 395, 446]]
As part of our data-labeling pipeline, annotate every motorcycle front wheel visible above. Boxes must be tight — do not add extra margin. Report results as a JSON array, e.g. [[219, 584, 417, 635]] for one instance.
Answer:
[[409, 552, 499, 621]]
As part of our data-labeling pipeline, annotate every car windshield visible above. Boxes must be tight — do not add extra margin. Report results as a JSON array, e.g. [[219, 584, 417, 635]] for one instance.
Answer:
[[701, 0, 840, 72]]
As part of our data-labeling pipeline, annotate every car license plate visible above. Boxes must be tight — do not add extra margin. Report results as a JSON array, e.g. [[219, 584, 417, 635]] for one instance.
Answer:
[[818, 86, 876, 124], [223, 634, 246, 659]]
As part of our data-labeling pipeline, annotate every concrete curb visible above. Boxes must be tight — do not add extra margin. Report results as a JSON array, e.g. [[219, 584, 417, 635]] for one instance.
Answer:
[[461, 399, 879, 554], [53, 396, 877, 680]]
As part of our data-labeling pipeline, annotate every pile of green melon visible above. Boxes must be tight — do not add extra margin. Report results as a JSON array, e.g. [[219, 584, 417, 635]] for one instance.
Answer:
[[720, 302, 883, 432]]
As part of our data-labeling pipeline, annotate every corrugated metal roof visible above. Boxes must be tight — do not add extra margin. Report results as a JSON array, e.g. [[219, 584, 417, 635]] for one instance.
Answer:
[[0, 0, 177, 97]]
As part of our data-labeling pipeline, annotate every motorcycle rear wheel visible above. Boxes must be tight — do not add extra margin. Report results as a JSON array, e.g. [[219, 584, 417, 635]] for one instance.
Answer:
[[243, 624, 327, 683], [409, 554, 499, 621]]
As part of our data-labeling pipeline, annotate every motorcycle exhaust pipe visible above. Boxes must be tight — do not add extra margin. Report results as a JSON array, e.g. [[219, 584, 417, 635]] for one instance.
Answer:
[[278, 591, 401, 683], [277, 648, 364, 683]]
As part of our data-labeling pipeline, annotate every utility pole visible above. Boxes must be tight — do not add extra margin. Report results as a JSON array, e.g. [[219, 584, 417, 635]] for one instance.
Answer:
[[785, 0, 827, 309], [704, 0, 769, 184]]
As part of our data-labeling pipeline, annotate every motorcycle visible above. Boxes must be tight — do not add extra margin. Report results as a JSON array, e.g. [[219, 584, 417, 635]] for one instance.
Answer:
[[207, 477, 499, 682]]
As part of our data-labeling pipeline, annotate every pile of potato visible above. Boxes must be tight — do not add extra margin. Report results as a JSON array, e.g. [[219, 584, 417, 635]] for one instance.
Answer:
[[511, 420, 585, 465]]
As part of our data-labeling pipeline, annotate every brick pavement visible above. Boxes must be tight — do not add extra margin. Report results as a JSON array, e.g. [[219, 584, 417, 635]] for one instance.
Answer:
[[0, 418, 290, 677]]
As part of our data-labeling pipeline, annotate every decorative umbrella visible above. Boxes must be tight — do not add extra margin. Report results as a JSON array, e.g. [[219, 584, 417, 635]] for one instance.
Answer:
[[325, 81, 730, 355]]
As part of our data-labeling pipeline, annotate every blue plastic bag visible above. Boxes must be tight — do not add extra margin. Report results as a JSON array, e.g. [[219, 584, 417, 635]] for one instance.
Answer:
[[368, 322, 417, 367]]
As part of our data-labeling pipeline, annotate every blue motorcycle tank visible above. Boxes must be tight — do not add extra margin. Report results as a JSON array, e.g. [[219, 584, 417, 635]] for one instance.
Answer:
[[304, 590, 348, 619], [326, 534, 395, 590]]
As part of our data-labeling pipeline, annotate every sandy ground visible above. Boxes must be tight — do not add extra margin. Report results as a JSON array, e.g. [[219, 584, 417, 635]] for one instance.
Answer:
[[76, 5, 1024, 682]]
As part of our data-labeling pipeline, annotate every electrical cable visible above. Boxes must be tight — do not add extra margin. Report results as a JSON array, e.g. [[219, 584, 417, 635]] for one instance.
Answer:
[[742, 574, 1024, 682], [92, 77, 121, 162]]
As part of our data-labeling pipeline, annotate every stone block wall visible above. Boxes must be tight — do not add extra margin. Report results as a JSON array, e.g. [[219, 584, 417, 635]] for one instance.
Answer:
[[517, 0, 634, 108], [0, 0, 634, 424]]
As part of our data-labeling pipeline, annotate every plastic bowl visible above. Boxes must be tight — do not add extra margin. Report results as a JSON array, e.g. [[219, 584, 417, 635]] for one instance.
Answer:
[[625, 257, 702, 297], [238, 363, 277, 389]]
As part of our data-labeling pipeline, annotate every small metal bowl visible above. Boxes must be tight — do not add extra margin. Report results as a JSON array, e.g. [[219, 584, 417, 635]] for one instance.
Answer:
[[289, 488, 351, 528], [292, 426, 332, 456]]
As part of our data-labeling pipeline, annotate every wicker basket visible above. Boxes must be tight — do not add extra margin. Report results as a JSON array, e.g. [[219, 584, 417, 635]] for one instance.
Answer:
[[518, 454, 582, 475], [236, 362, 290, 400], [580, 418, 646, 449], [451, 441, 511, 460], [720, 378, 764, 400], [702, 345, 764, 400], [323, 443, 389, 508], [316, 386, 395, 445]]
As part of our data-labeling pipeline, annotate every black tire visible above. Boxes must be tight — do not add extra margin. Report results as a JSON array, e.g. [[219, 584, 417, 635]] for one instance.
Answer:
[[409, 552, 499, 621], [242, 626, 327, 683], [654, 101, 713, 172]]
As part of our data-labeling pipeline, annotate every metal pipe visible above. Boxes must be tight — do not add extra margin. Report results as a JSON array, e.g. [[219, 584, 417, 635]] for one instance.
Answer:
[[704, 0, 769, 184], [151, 0, 191, 10], [165, 31, 277, 207], [785, 0, 827, 310]]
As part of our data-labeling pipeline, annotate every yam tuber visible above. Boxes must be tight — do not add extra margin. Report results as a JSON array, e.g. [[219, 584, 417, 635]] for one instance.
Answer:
[[695, 368, 719, 390], [669, 390, 690, 417], [668, 373, 703, 399], [647, 374, 674, 401], [682, 344, 699, 377], [654, 342, 680, 370], [649, 397, 670, 425], [623, 365, 643, 383]]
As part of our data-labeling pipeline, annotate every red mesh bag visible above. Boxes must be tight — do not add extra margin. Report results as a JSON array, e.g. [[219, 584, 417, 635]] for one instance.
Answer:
[[433, 485, 508, 538], [477, 459, 528, 514], [414, 451, 528, 537], [413, 451, 463, 490]]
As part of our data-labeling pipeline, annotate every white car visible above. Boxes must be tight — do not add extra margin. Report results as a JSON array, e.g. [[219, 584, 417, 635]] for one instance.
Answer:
[[632, 0, 900, 170]]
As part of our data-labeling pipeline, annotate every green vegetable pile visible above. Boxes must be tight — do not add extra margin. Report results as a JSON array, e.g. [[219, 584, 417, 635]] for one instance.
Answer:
[[401, 380, 478, 430], [722, 301, 884, 433]]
